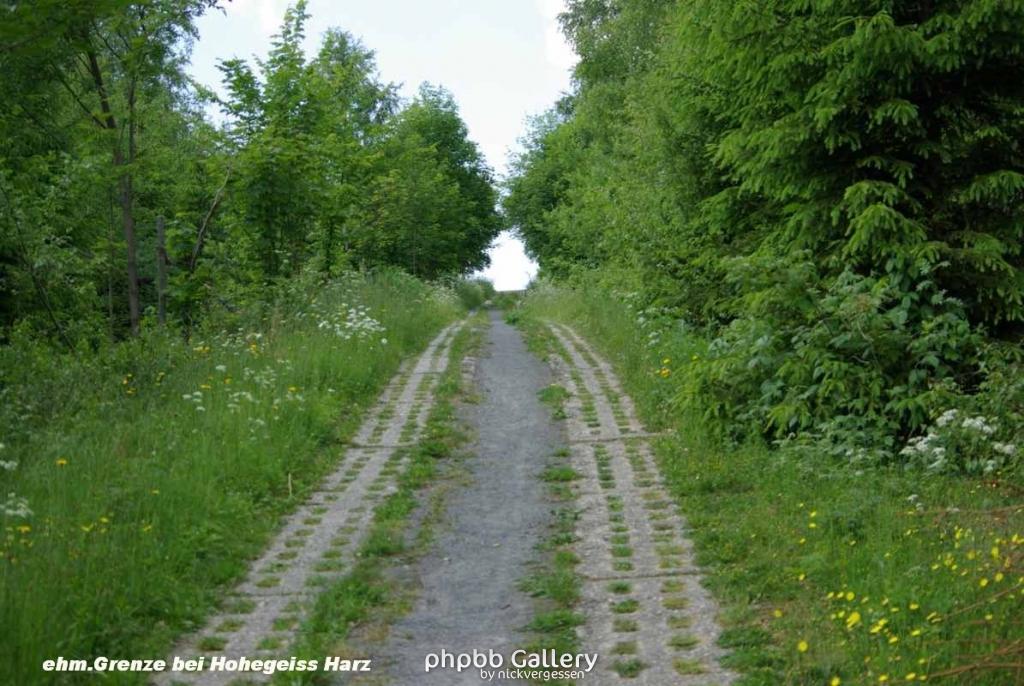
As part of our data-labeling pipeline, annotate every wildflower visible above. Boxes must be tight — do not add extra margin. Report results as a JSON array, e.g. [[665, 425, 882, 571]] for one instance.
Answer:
[[16, 525, 30, 534], [0, 460, 17, 471], [846, 611, 861, 629], [995, 572, 1004, 582], [773, 609, 783, 618], [2, 492, 32, 518], [831, 678, 841, 686], [797, 640, 808, 653], [879, 675, 889, 683], [55, 458, 68, 467], [905, 674, 916, 682], [909, 603, 919, 610], [979, 578, 989, 588], [215, 364, 227, 373]]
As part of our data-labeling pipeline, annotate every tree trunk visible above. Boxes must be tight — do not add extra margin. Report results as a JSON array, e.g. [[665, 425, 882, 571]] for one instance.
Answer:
[[156, 215, 167, 325], [118, 151, 140, 334], [87, 46, 140, 335]]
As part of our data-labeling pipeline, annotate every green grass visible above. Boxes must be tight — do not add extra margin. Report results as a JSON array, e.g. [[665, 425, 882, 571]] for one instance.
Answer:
[[514, 286, 1024, 686], [279, 314, 482, 683], [519, 441, 584, 684], [0, 272, 462, 685]]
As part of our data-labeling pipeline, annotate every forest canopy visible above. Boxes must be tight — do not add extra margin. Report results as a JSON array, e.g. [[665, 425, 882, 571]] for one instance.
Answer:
[[505, 0, 1024, 472], [0, 0, 499, 343]]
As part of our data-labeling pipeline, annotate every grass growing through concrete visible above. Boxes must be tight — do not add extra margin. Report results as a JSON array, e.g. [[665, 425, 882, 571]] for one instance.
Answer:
[[520, 389, 585, 684], [0, 273, 462, 685], [280, 314, 483, 684], [511, 288, 1023, 686]]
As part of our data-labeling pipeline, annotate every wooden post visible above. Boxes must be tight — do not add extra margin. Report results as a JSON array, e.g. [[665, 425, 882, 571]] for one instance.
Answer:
[[156, 215, 167, 326]]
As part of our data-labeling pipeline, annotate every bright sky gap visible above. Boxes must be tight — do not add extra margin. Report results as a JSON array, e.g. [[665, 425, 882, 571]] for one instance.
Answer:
[[188, 0, 576, 290]]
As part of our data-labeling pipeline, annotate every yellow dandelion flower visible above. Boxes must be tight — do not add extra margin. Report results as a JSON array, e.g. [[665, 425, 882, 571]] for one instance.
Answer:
[[979, 578, 989, 588], [55, 458, 68, 467], [831, 678, 841, 686], [905, 674, 916, 682], [16, 525, 30, 534], [773, 609, 783, 618], [846, 611, 862, 629], [909, 603, 919, 610], [797, 640, 809, 653], [845, 591, 855, 602], [995, 572, 1004, 582]]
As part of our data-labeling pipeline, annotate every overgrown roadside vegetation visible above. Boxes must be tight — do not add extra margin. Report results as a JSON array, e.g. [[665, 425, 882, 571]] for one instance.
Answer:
[[0, 272, 466, 685], [281, 312, 485, 685], [510, 287, 1023, 686]]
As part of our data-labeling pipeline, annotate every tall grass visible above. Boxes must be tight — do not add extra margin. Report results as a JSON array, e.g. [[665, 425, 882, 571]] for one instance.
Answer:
[[514, 283, 1023, 686], [0, 270, 460, 685]]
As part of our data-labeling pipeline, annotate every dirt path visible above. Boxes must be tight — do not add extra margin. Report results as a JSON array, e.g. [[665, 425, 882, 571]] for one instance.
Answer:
[[547, 323, 735, 685], [371, 310, 561, 685], [156, 322, 463, 686], [156, 315, 733, 686]]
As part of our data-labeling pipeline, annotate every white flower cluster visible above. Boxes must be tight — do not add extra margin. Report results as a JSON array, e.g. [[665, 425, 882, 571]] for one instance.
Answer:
[[901, 408, 1018, 474], [428, 283, 460, 308], [316, 303, 386, 342], [227, 390, 257, 413], [0, 444, 15, 472], [2, 491, 32, 518], [182, 391, 205, 412], [900, 432, 948, 471]]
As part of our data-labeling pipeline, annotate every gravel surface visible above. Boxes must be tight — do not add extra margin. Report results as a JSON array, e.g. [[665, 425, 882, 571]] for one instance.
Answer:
[[376, 310, 561, 685]]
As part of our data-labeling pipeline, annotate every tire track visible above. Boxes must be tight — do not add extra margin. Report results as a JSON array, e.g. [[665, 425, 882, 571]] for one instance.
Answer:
[[156, 322, 463, 686], [546, 323, 734, 686]]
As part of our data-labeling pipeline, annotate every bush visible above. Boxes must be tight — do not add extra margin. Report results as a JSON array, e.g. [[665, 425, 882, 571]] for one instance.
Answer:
[[452, 278, 495, 310], [678, 256, 981, 460]]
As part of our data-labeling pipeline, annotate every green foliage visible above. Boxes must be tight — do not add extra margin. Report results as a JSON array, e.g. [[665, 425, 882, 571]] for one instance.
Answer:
[[505, 0, 1024, 461], [0, 1, 499, 344], [452, 278, 495, 310], [0, 270, 459, 684], [513, 282, 1023, 686]]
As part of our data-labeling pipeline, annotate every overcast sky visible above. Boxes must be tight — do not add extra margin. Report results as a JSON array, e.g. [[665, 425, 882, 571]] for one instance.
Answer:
[[188, 0, 576, 290]]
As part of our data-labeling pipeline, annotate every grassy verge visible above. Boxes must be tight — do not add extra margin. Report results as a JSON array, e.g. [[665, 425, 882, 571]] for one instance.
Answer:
[[0, 271, 461, 685], [281, 312, 485, 684], [512, 287, 1023, 686]]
